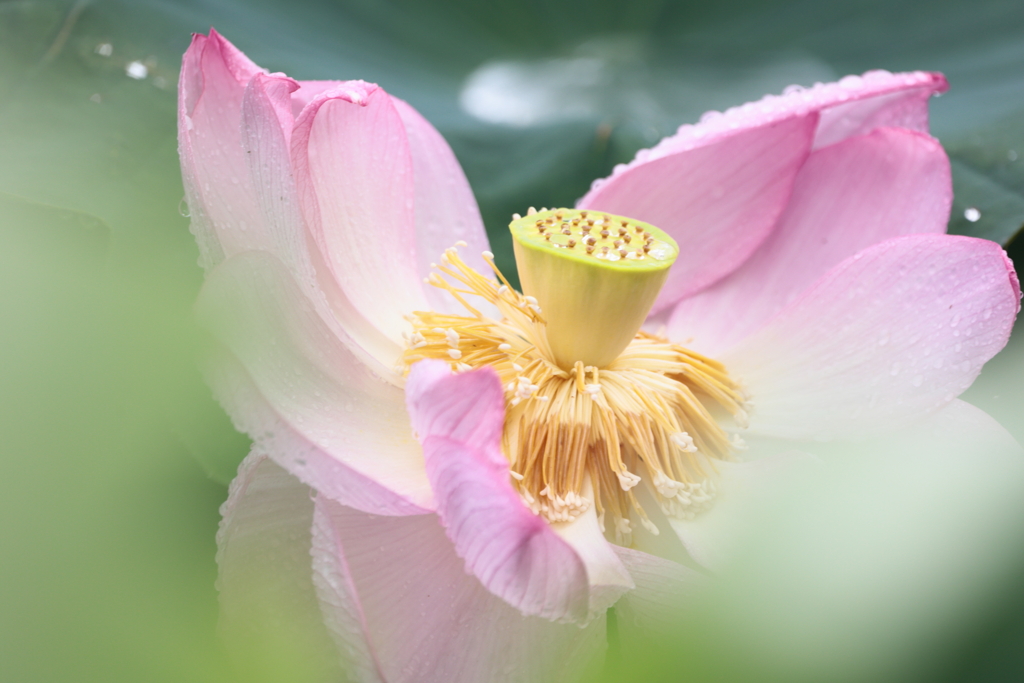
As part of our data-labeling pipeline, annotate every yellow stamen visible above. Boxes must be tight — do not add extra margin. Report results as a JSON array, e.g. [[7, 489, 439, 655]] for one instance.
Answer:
[[401, 224, 748, 544]]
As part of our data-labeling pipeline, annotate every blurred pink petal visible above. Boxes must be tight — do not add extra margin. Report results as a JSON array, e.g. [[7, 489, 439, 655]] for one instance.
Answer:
[[216, 454, 345, 680]]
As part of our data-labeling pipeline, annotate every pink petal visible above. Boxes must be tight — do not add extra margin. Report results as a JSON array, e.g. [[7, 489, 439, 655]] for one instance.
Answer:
[[390, 97, 492, 314], [312, 497, 607, 683], [668, 127, 952, 354], [241, 71, 402, 370], [216, 453, 347, 680], [580, 71, 946, 314], [579, 114, 817, 313], [196, 251, 433, 514], [724, 234, 1021, 440], [291, 81, 428, 347], [178, 30, 267, 270], [405, 360, 633, 624]]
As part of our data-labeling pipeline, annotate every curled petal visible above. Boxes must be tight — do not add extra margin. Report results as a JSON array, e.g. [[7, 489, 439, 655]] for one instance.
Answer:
[[291, 82, 428, 347], [669, 127, 952, 354], [242, 71, 400, 371], [312, 498, 607, 683], [405, 360, 633, 624], [726, 234, 1020, 440]]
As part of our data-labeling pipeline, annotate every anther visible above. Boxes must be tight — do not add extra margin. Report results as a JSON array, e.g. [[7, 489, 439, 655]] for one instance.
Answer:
[[512, 213, 521, 220]]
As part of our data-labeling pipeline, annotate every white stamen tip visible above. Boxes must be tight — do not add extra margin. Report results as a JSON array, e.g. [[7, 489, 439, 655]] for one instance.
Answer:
[[616, 470, 641, 491], [498, 343, 512, 352], [447, 349, 462, 360], [584, 384, 602, 395], [454, 240, 468, 247], [482, 250, 494, 259], [671, 432, 697, 452], [512, 213, 522, 220], [509, 470, 525, 481]]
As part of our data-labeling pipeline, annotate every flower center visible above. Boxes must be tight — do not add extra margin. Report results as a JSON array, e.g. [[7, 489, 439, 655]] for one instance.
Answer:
[[402, 208, 748, 543]]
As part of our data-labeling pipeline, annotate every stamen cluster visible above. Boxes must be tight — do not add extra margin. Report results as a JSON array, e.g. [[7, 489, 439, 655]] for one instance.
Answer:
[[402, 245, 748, 543]]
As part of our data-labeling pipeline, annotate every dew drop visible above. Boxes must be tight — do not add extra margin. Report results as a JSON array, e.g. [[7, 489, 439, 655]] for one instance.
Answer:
[[912, 375, 923, 387], [964, 207, 981, 222], [890, 361, 901, 376], [178, 197, 191, 217], [1009, 150, 1018, 162], [126, 60, 148, 79]]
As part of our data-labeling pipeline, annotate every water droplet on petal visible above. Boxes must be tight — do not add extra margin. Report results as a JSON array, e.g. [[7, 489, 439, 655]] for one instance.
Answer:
[[964, 207, 981, 222]]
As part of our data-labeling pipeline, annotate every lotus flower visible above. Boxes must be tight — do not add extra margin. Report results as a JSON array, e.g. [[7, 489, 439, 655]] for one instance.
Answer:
[[180, 30, 1021, 682]]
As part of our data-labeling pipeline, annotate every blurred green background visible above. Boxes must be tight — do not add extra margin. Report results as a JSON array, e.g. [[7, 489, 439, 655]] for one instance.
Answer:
[[1, 0, 1022, 681]]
